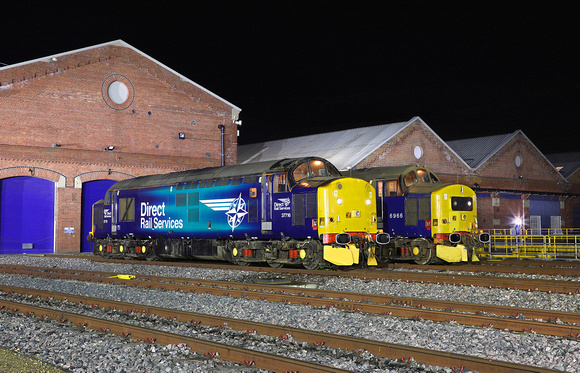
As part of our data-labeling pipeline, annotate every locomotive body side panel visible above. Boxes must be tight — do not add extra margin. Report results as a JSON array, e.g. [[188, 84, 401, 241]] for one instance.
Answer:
[[401, 193, 432, 238], [382, 196, 404, 237], [108, 181, 266, 240]]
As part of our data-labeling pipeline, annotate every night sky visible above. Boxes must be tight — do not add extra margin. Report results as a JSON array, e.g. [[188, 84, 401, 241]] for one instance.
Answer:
[[2, 1, 578, 154]]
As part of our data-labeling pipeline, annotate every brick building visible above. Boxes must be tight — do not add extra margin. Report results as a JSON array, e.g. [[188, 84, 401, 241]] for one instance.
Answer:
[[238, 117, 578, 230], [0, 40, 241, 254]]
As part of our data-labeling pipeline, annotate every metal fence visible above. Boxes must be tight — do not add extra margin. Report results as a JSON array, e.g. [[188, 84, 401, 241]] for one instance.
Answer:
[[478, 228, 580, 261]]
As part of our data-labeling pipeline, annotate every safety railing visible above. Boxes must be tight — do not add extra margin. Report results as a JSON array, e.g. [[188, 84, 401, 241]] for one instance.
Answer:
[[478, 232, 579, 261], [487, 228, 580, 236]]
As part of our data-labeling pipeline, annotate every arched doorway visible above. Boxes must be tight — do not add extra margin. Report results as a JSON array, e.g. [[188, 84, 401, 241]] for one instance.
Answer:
[[0, 177, 55, 254], [81, 180, 116, 252]]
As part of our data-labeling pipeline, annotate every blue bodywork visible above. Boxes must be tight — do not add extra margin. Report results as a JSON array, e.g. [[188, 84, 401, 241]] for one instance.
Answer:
[[94, 175, 323, 242], [382, 193, 432, 238]]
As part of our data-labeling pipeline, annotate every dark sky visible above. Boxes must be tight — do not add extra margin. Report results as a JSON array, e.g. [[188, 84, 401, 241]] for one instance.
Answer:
[[2, 1, 578, 154]]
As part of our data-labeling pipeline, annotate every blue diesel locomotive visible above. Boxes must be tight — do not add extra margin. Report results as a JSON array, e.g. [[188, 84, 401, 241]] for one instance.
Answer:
[[89, 157, 386, 269], [350, 165, 489, 264]]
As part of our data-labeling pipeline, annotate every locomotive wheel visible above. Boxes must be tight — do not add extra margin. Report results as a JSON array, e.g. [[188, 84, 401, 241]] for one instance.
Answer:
[[412, 239, 434, 265], [265, 247, 283, 268], [301, 241, 322, 270], [267, 260, 283, 268], [144, 242, 160, 261]]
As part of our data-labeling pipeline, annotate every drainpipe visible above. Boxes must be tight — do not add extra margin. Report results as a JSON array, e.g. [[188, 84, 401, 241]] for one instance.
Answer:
[[218, 125, 225, 166]]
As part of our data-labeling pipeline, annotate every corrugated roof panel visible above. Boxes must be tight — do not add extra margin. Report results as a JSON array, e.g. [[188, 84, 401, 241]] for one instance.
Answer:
[[546, 152, 580, 178], [238, 120, 410, 170], [446, 133, 515, 168]]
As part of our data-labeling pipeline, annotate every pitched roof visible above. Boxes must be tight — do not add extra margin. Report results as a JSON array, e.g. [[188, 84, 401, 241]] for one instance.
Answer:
[[0, 40, 241, 117], [446, 132, 517, 169], [238, 116, 468, 171], [546, 152, 580, 179], [238, 120, 411, 170], [447, 130, 567, 182]]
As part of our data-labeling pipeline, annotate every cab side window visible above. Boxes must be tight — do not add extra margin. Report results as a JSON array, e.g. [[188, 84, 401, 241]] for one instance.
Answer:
[[387, 180, 400, 196], [273, 174, 287, 192], [119, 197, 135, 222], [376, 181, 383, 197]]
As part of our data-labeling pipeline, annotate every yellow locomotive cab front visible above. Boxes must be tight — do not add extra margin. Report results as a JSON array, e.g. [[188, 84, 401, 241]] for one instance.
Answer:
[[317, 178, 378, 266], [431, 184, 479, 263]]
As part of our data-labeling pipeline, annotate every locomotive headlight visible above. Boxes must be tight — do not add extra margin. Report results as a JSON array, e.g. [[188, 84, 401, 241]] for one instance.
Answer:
[[365, 199, 371, 206], [336, 198, 343, 205]]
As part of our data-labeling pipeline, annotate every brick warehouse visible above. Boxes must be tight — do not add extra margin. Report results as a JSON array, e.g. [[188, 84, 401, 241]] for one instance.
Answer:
[[239, 117, 578, 231], [0, 40, 241, 254]]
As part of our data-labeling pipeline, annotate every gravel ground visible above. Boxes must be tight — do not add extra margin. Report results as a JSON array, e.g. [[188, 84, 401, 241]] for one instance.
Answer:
[[0, 255, 578, 372]]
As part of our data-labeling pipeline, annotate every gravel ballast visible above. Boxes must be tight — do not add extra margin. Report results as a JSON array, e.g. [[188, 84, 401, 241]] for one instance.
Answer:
[[0, 255, 578, 372]]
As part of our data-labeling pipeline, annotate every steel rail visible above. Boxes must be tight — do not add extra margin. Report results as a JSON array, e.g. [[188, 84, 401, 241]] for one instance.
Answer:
[[0, 298, 351, 373], [383, 262, 580, 276], [80, 256, 580, 293], [0, 287, 562, 373], [1, 267, 579, 338], [3, 265, 580, 324]]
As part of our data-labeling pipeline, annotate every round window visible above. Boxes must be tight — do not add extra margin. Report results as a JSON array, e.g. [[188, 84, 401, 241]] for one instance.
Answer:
[[514, 152, 523, 168], [108, 81, 129, 104], [413, 145, 423, 160], [101, 74, 135, 110]]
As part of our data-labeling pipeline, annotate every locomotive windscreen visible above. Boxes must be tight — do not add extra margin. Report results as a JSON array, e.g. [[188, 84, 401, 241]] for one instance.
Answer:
[[451, 197, 473, 211]]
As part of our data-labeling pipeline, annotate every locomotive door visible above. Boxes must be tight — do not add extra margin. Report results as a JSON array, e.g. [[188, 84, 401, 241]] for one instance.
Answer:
[[110, 190, 118, 235], [376, 180, 384, 229], [261, 174, 273, 232]]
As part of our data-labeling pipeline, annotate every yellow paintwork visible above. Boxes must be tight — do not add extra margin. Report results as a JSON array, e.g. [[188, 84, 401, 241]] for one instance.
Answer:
[[431, 184, 478, 236], [435, 244, 479, 262], [317, 178, 377, 236], [323, 244, 360, 266], [108, 274, 136, 279]]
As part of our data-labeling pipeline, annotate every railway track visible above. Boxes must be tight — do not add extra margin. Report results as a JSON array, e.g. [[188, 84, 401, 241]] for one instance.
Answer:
[[0, 297, 348, 373], [0, 285, 563, 373], [10, 257, 580, 294], [52, 254, 580, 277], [385, 259, 580, 277], [1, 265, 578, 339]]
